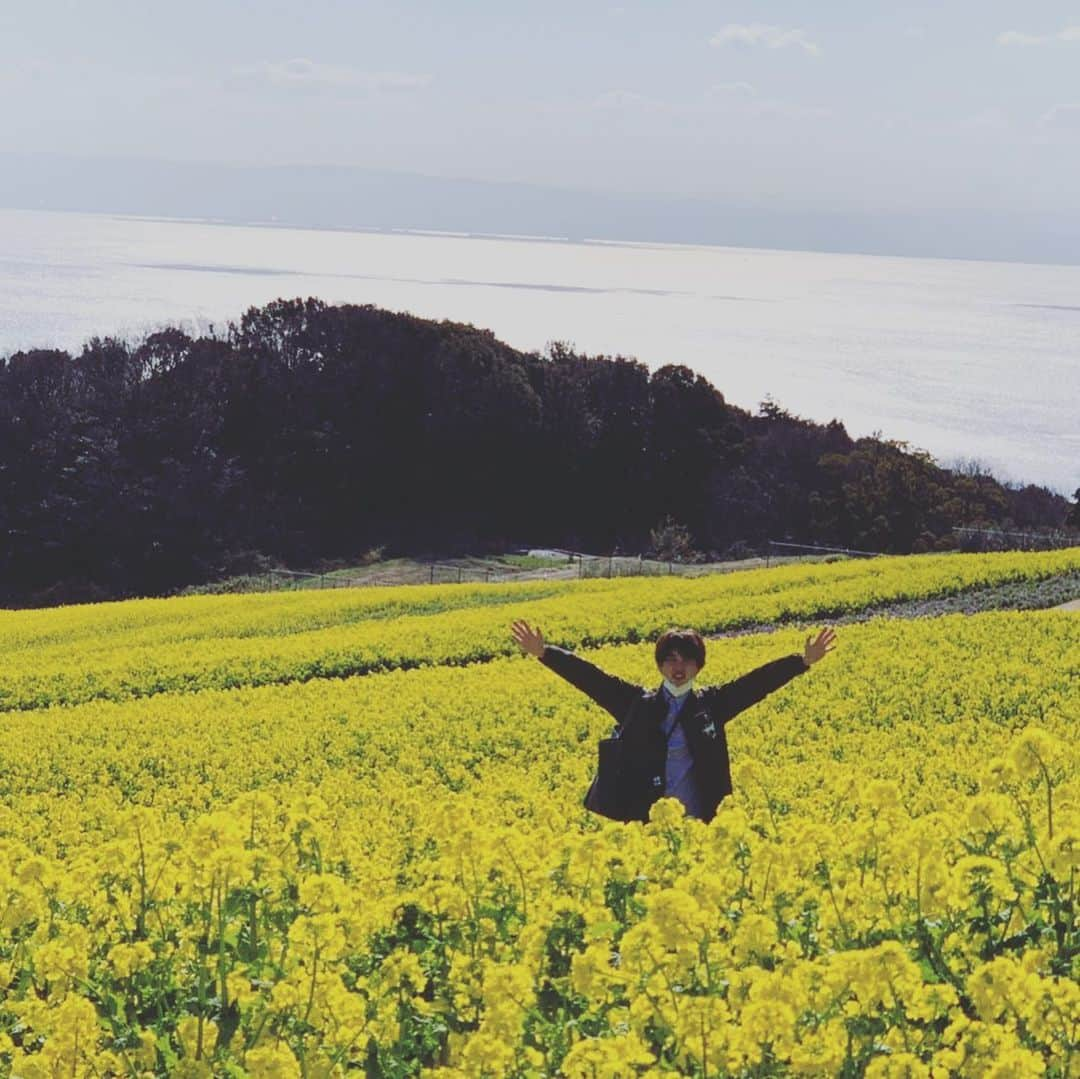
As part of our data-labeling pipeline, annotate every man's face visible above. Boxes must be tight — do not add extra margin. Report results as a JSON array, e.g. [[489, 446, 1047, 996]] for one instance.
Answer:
[[658, 649, 700, 687]]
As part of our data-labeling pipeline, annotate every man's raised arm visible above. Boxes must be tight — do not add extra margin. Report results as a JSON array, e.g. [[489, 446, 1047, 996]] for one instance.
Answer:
[[511, 620, 639, 721], [705, 626, 837, 724]]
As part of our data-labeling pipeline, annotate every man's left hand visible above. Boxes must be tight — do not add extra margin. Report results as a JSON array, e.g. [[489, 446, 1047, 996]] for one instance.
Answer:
[[803, 626, 837, 667]]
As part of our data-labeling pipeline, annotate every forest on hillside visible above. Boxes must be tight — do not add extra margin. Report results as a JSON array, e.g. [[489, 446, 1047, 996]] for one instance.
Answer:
[[1, 297, 1076, 607]]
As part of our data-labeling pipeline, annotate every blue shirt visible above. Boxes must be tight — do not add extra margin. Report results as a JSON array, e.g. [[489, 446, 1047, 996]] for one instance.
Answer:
[[661, 687, 705, 819]]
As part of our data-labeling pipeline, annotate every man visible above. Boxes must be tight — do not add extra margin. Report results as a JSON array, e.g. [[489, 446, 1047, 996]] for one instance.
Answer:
[[510, 620, 836, 823]]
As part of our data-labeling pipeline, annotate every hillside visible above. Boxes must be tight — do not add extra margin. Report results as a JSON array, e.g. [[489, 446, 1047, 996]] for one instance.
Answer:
[[1, 297, 1076, 607]]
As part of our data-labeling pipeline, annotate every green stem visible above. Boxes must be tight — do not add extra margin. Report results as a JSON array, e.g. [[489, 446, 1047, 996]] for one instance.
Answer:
[[1035, 757, 1054, 840], [914, 920, 977, 1020]]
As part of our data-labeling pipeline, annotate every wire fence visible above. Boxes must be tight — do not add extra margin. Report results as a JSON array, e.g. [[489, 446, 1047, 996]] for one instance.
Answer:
[[952, 527, 1079, 553], [264, 564, 557, 590], [257, 541, 876, 592], [205, 523, 1080, 595], [764, 540, 881, 563], [263, 559, 689, 591]]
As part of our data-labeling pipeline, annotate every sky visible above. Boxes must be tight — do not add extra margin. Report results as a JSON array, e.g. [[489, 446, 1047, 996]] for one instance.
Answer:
[[3, 1, 1080, 225]]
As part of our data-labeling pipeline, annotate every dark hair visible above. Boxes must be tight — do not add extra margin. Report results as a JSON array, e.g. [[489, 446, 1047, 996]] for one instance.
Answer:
[[654, 628, 706, 669]]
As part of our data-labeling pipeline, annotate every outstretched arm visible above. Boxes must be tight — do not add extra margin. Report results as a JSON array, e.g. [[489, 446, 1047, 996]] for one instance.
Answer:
[[706, 626, 837, 723], [511, 620, 639, 720]]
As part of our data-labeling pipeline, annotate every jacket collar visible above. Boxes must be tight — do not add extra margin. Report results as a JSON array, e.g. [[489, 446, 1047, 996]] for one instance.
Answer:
[[656, 683, 702, 703], [648, 684, 702, 725]]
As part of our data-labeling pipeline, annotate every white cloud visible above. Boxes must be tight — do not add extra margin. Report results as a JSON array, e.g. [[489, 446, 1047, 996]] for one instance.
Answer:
[[751, 100, 831, 121], [997, 25, 1080, 46], [1040, 103, 1080, 130], [230, 59, 431, 94], [710, 24, 821, 56], [969, 107, 1009, 130], [591, 90, 659, 110], [997, 30, 1048, 45], [705, 81, 758, 98]]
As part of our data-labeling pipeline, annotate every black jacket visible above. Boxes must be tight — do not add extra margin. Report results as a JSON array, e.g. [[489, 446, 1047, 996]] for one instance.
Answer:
[[540, 645, 807, 823]]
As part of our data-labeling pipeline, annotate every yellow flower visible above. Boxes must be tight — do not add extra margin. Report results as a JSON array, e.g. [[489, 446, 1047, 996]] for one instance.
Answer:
[[16, 856, 53, 888], [571, 943, 615, 999], [456, 1030, 516, 1076], [865, 780, 902, 814], [967, 957, 1026, 1024], [673, 995, 731, 1072], [646, 887, 708, 952], [1007, 727, 1058, 782], [735, 998, 796, 1062], [175, 1014, 218, 1061], [108, 940, 155, 978], [299, 873, 351, 914], [1046, 823, 1080, 877], [730, 913, 778, 962], [380, 949, 427, 995], [561, 1032, 655, 1077], [647, 796, 686, 830], [133, 1027, 158, 1070], [244, 1043, 303, 1078], [864, 1052, 930, 1078], [287, 913, 347, 963]]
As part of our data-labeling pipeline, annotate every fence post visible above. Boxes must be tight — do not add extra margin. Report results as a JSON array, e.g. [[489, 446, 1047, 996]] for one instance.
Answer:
[[430, 563, 435, 585], [458, 567, 463, 584]]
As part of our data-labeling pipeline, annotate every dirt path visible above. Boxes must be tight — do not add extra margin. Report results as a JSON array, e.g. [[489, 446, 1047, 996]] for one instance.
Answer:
[[702, 573, 1080, 641]]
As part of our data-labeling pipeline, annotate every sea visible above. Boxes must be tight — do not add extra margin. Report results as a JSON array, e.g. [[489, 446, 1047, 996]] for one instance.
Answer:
[[2, 207, 1077, 496]]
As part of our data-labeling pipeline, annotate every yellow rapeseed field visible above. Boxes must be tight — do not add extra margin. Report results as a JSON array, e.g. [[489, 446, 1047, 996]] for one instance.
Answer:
[[0, 551, 1076, 1077], [0, 550, 1075, 711]]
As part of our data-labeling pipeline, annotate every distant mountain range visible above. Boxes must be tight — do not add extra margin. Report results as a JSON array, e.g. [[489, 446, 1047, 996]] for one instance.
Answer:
[[3, 152, 1079, 266]]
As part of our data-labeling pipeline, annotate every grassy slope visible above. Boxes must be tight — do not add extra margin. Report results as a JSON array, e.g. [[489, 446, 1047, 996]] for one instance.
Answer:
[[181, 552, 841, 593]]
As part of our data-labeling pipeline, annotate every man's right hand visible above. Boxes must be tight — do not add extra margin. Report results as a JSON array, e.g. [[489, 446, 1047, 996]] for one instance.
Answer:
[[511, 620, 545, 658]]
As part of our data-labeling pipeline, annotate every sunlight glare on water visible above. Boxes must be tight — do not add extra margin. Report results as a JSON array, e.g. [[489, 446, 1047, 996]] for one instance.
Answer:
[[2, 208, 1077, 494]]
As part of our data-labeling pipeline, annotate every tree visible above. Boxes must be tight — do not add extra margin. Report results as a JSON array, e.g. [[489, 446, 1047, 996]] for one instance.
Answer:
[[646, 364, 744, 545], [1067, 489, 1080, 530], [649, 517, 699, 562]]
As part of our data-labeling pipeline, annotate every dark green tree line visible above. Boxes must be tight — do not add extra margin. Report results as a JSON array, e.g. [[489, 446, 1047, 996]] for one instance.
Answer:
[[0, 298, 1074, 606]]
